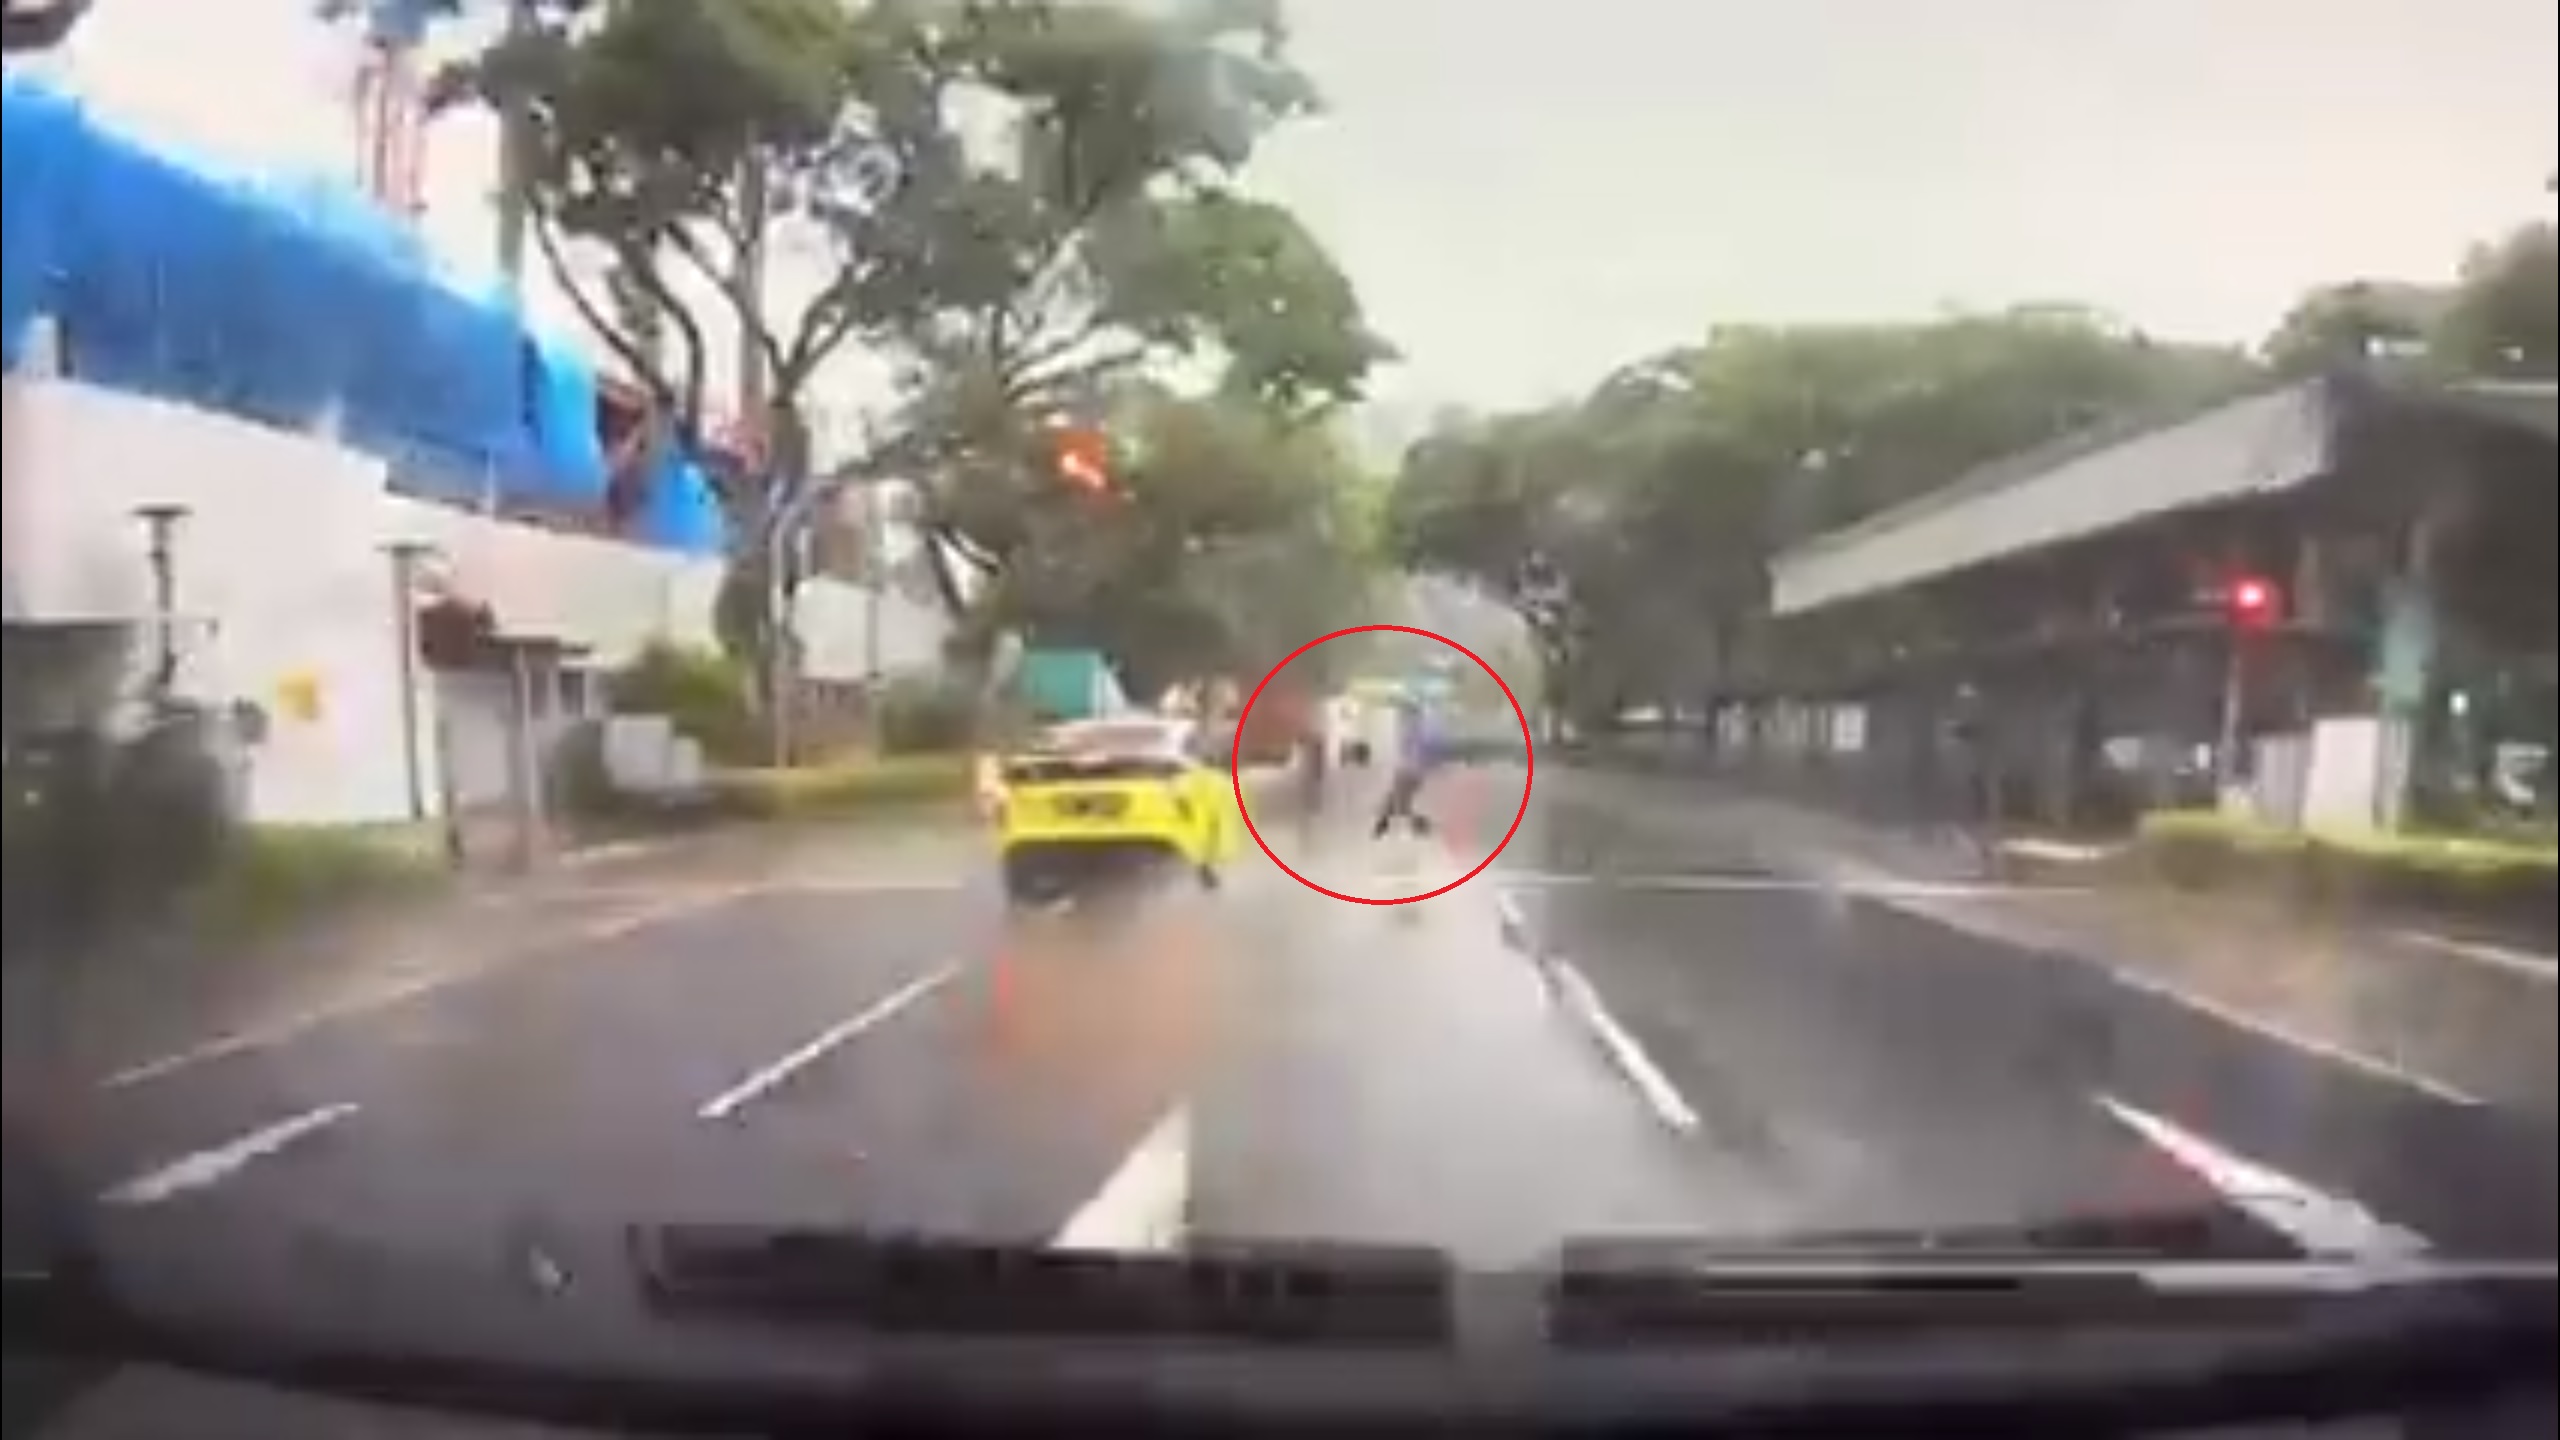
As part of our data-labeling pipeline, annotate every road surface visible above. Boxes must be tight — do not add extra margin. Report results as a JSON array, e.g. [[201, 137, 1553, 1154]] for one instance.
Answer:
[[13, 763, 2555, 1432]]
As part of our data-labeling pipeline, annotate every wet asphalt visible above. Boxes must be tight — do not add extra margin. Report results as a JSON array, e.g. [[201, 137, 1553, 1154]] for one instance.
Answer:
[[15, 761, 2555, 1434]]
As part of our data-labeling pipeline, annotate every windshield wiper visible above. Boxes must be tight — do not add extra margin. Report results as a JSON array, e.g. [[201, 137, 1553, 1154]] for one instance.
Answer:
[[1550, 1211, 2557, 1346], [631, 1226, 1454, 1346]]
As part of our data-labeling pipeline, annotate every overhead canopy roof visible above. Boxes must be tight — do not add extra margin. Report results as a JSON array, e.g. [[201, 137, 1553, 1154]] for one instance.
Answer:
[[1769, 383, 2337, 617]]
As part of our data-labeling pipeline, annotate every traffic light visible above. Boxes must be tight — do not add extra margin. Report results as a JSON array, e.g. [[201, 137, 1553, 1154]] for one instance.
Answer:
[[2226, 573, 2281, 630], [1051, 424, 1113, 497]]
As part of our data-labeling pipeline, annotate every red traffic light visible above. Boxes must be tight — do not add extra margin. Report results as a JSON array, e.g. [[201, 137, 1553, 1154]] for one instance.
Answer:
[[1051, 425, 1112, 495], [2227, 575, 2279, 627]]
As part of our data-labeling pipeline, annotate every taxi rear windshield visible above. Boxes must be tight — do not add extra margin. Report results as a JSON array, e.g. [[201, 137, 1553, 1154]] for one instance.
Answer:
[[1003, 754, 1189, 786]]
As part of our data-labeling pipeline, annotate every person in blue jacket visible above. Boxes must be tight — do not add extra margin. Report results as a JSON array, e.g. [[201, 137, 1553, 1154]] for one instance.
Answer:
[[1370, 693, 1444, 840]]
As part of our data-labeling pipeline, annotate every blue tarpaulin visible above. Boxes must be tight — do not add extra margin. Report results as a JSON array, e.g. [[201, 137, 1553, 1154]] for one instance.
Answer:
[[0, 76, 726, 552], [1, 82, 83, 367]]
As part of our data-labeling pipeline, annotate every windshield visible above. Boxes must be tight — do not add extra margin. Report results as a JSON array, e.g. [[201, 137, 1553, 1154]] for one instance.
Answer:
[[3, 0, 2553, 1417], [1032, 719, 1190, 759]]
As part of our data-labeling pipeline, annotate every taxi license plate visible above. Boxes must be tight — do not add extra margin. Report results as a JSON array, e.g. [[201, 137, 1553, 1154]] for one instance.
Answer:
[[1052, 794, 1127, 819]]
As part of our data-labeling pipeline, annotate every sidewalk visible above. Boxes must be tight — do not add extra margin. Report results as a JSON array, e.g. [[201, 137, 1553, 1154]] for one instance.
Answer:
[[1546, 766, 2558, 1116]]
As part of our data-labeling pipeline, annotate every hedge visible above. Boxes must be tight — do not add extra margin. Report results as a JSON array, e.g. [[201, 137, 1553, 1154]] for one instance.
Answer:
[[607, 639, 760, 765], [187, 823, 448, 941], [2133, 809, 2557, 937], [702, 755, 979, 821]]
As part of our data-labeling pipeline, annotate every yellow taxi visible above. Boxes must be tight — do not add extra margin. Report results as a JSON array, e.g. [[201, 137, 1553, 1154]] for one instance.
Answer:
[[988, 715, 1240, 904]]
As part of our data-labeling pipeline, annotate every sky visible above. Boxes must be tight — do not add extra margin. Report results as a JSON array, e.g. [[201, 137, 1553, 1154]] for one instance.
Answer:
[[28, 0, 2558, 452]]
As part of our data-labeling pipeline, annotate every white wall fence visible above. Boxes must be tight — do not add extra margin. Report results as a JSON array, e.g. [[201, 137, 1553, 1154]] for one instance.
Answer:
[[3, 375, 949, 826]]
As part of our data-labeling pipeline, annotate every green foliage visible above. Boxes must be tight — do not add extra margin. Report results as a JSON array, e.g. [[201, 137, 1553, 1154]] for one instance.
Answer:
[[440, 0, 1387, 678], [2433, 223, 2557, 379], [2260, 221, 2555, 382], [2134, 808, 2557, 933], [705, 755, 977, 819], [607, 639, 759, 763], [2261, 281, 2441, 376], [1386, 309, 2253, 722], [188, 825, 447, 943], [969, 388, 1384, 699], [3, 0, 93, 52], [873, 673, 980, 754]]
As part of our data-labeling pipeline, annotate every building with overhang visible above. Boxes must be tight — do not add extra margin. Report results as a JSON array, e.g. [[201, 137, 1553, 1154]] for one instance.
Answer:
[[1741, 367, 2554, 832], [2, 77, 948, 849]]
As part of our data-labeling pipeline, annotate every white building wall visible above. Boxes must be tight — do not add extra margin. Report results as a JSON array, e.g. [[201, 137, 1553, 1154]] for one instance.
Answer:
[[2, 376, 949, 825]]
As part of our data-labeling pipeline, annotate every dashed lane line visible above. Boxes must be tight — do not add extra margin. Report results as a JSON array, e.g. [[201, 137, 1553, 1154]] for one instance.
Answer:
[[695, 963, 962, 1121], [1548, 959, 1703, 1137], [98, 889, 759, 1090], [1052, 1105, 1192, 1253], [100, 1103, 360, 1207], [2096, 1095, 2429, 1260]]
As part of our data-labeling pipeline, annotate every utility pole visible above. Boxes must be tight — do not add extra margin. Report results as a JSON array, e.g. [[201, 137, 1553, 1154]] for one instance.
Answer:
[[2215, 573, 2280, 803], [384, 540, 437, 820], [132, 503, 189, 704], [493, 0, 538, 281], [862, 482, 885, 688]]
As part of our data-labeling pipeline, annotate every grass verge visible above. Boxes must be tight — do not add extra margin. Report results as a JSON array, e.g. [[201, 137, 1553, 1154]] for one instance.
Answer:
[[2131, 808, 2557, 941]]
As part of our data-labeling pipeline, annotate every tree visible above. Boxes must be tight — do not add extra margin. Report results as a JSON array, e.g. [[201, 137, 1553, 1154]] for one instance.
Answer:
[[1388, 309, 2255, 725], [847, 0, 1393, 624], [964, 386, 1383, 700], [2262, 280, 2442, 376], [2431, 223, 2557, 379], [438, 0, 1388, 685], [3, 0, 93, 52]]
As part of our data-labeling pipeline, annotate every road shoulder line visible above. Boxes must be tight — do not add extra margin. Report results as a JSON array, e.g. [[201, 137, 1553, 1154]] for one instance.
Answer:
[[99, 890, 748, 1090], [2394, 930, 2557, 984]]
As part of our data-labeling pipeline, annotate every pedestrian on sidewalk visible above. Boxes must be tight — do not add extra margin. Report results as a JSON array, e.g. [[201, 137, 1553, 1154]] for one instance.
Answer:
[[1937, 695, 1999, 873], [1292, 726, 1331, 848], [1296, 727, 1330, 815]]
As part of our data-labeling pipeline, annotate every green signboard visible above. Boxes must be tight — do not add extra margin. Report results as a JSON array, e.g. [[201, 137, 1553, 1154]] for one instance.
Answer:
[[1016, 648, 1124, 721]]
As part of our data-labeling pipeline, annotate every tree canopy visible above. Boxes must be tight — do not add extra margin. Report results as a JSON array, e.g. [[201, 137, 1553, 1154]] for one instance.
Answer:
[[2432, 222, 2557, 379], [429, 0, 1389, 696], [1386, 309, 2254, 727], [2262, 221, 2557, 381], [2, 0, 93, 52], [961, 385, 1385, 701]]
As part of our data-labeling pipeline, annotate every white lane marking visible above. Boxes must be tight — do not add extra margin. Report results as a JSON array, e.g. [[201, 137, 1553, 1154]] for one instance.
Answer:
[[101, 971, 462, 1089], [1549, 960, 1701, 1136], [99, 891, 746, 1090], [1741, 875, 2496, 1111], [1494, 889, 1533, 948], [2096, 1095, 2429, 1260], [783, 878, 970, 896], [1498, 870, 2088, 901], [2394, 930, 2557, 984], [1053, 1105, 1191, 1252], [2098, 966, 2485, 1108], [100, 1103, 360, 1207], [696, 963, 961, 1121], [2000, 838, 2121, 864]]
